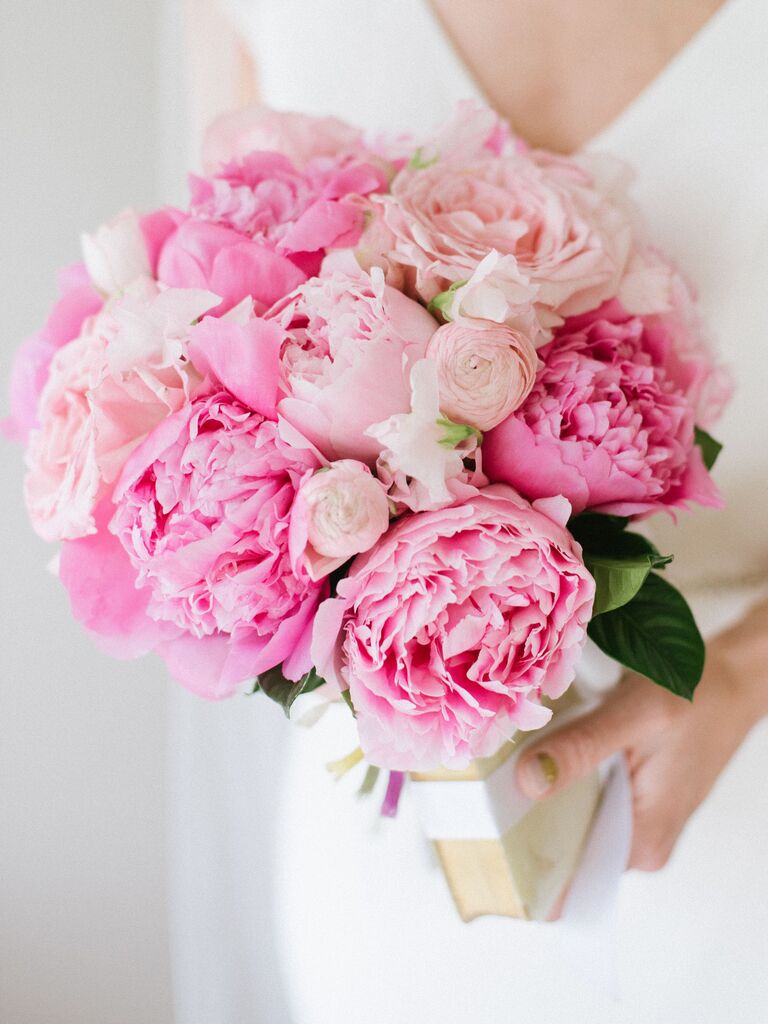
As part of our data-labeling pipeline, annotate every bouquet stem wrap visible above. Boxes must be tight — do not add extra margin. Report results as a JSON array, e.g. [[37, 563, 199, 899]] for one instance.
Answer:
[[409, 697, 601, 922]]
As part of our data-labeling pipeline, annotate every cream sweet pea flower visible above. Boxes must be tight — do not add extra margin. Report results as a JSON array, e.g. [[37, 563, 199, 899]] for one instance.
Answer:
[[367, 359, 465, 508]]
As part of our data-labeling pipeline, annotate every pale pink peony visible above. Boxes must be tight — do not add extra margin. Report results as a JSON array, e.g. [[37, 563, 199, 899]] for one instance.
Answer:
[[311, 485, 595, 770], [274, 264, 438, 464], [202, 105, 369, 173], [289, 460, 391, 581], [483, 305, 723, 517], [425, 319, 539, 431], [23, 283, 217, 542], [371, 113, 632, 337], [156, 219, 306, 316], [110, 391, 325, 697], [2, 263, 102, 444]]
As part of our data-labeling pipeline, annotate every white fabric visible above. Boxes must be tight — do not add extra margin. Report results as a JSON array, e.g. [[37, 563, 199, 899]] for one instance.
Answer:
[[171, 1, 768, 1021]]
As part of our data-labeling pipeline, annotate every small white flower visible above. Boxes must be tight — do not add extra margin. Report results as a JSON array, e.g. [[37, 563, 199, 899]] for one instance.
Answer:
[[81, 209, 152, 296], [367, 359, 464, 506]]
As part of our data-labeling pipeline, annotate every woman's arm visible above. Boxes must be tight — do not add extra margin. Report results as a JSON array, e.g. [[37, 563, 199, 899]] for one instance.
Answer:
[[183, 0, 258, 138], [516, 597, 768, 870]]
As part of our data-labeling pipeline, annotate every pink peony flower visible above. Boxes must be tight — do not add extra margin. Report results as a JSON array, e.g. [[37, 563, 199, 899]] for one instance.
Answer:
[[156, 219, 306, 316], [311, 485, 595, 770], [2, 263, 102, 444], [370, 112, 632, 337], [202, 105, 370, 173], [274, 264, 438, 464], [110, 390, 325, 697], [289, 460, 391, 581], [188, 150, 386, 267], [483, 306, 723, 517], [425, 319, 539, 431], [23, 283, 217, 542]]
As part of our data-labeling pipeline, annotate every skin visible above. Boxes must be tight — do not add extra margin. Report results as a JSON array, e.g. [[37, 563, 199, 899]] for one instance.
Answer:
[[517, 599, 768, 871], [196, 0, 766, 872]]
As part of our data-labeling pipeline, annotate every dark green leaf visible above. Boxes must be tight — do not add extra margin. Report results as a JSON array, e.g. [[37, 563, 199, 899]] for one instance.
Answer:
[[587, 572, 705, 699], [569, 513, 630, 551], [257, 666, 326, 717], [694, 426, 723, 471]]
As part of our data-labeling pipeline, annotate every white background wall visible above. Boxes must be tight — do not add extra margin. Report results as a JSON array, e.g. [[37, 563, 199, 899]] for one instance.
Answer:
[[0, 3, 185, 1021]]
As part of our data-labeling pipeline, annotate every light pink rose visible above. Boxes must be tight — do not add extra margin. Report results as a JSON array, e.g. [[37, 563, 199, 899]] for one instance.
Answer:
[[484, 305, 723, 517], [289, 460, 391, 580], [372, 118, 632, 336], [312, 485, 595, 770], [188, 150, 386, 272], [156, 219, 306, 316], [2, 264, 103, 444], [109, 391, 325, 697], [23, 283, 216, 542], [202, 105, 368, 173], [274, 265, 438, 464], [425, 319, 539, 431], [24, 329, 106, 542]]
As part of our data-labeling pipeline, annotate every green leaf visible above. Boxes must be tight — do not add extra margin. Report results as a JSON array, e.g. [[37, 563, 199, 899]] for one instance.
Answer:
[[437, 417, 482, 449], [408, 146, 439, 170], [585, 553, 660, 616], [426, 279, 467, 321], [340, 688, 356, 716], [694, 426, 723, 471], [587, 572, 705, 700], [257, 666, 326, 717]]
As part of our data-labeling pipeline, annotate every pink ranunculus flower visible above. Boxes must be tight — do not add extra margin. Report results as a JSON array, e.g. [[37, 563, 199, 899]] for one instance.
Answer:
[[289, 460, 391, 581], [188, 150, 386, 269], [312, 485, 595, 770], [425, 319, 539, 431], [110, 390, 325, 697], [2, 263, 102, 444], [274, 263, 438, 464], [156, 218, 306, 316], [483, 306, 723, 518], [202, 105, 369, 173], [23, 282, 217, 542], [373, 114, 632, 338]]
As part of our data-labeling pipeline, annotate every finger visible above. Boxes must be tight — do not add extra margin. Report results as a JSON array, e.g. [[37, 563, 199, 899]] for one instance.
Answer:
[[516, 689, 639, 799], [628, 806, 681, 872]]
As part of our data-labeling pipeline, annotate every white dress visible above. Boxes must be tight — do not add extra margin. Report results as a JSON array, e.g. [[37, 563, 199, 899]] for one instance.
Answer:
[[170, 2, 768, 1022]]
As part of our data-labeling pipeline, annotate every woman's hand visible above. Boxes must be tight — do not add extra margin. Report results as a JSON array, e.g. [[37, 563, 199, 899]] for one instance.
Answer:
[[515, 607, 768, 870]]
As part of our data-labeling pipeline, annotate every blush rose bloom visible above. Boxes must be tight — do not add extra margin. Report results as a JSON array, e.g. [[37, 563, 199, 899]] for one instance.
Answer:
[[312, 485, 595, 770], [372, 127, 632, 337], [289, 460, 391, 581], [109, 391, 325, 697], [23, 283, 216, 542], [425, 319, 539, 431], [274, 264, 438, 464], [483, 306, 723, 517]]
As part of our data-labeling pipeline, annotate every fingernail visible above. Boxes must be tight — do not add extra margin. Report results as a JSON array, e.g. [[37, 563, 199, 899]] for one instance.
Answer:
[[519, 751, 558, 798]]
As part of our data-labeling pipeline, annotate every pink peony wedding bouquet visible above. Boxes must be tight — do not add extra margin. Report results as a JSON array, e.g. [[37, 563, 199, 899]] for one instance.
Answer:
[[5, 102, 730, 788]]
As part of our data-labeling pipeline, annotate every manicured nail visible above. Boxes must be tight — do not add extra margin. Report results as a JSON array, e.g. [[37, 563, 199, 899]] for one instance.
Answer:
[[519, 751, 558, 798]]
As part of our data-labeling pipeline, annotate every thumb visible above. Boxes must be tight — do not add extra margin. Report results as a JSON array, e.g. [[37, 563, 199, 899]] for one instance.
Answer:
[[516, 691, 633, 800]]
